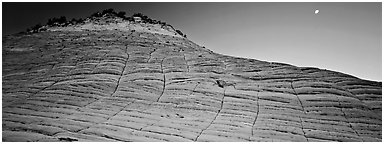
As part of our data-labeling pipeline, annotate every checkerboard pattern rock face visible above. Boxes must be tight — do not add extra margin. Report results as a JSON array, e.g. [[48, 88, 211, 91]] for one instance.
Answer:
[[2, 14, 381, 142]]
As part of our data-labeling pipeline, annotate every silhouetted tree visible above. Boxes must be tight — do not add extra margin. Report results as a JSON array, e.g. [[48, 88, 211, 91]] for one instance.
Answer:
[[176, 30, 184, 36], [47, 18, 54, 26], [132, 13, 144, 17], [30, 23, 42, 33], [77, 18, 84, 24], [102, 8, 116, 16], [91, 11, 102, 17], [58, 16, 67, 24], [46, 16, 67, 26], [117, 11, 126, 18], [69, 18, 79, 25], [159, 21, 166, 26]]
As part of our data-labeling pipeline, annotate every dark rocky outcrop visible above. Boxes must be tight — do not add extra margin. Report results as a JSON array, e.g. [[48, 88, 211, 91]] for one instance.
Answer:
[[2, 11, 381, 142]]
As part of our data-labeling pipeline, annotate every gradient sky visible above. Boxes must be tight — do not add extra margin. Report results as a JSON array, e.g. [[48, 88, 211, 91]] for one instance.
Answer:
[[3, 2, 382, 81]]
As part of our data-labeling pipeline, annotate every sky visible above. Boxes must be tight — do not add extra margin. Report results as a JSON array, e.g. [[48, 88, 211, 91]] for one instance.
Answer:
[[2, 2, 382, 81]]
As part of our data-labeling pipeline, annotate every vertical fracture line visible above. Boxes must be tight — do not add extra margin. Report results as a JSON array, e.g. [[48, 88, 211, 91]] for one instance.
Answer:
[[156, 57, 166, 102], [77, 100, 136, 133], [175, 81, 199, 109], [112, 45, 129, 95], [92, 52, 109, 72], [194, 87, 226, 141], [250, 93, 259, 141], [156, 74, 166, 102], [80, 45, 129, 109], [76, 46, 131, 133], [146, 48, 156, 63], [6, 81, 59, 107], [290, 81, 308, 142], [335, 95, 362, 141], [105, 100, 135, 121], [183, 53, 189, 72], [189, 82, 200, 96]]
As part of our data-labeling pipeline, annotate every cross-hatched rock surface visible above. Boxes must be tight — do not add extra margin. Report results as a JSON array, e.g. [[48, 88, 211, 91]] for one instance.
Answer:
[[2, 15, 382, 142]]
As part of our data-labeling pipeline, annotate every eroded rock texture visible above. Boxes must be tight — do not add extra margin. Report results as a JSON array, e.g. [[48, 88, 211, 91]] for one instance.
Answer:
[[2, 17, 382, 142]]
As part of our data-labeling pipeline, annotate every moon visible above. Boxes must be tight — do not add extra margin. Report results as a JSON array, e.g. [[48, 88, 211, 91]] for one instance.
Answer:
[[315, 9, 320, 14]]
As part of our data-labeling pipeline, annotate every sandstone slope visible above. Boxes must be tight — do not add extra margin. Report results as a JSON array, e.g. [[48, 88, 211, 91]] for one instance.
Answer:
[[2, 11, 382, 142]]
